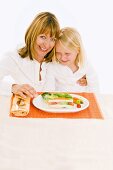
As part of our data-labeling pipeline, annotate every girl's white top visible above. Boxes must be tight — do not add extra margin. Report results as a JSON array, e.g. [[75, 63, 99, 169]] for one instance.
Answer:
[[42, 61, 99, 93]]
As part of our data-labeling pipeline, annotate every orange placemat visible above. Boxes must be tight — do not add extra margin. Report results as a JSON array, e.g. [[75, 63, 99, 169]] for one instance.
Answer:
[[9, 93, 103, 119]]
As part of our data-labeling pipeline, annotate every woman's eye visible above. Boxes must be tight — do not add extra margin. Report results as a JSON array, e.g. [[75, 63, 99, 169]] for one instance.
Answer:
[[51, 37, 56, 42], [40, 35, 46, 39]]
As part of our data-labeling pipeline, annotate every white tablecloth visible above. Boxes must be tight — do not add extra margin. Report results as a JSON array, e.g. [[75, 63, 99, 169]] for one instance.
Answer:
[[0, 94, 113, 170]]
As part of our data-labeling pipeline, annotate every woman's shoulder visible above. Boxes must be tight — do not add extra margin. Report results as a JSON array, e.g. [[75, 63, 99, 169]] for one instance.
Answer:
[[0, 50, 20, 65], [1, 49, 33, 69], [1, 50, 21, 61]]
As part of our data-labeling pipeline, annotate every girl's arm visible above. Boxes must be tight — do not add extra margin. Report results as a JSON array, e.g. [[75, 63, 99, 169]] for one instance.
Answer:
[[77, 75, 87, 86]]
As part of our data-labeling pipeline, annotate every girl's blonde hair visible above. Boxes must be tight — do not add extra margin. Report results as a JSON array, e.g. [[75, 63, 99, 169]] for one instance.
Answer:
[[55, 27, 86, 67], [18, 12, 60, 62]]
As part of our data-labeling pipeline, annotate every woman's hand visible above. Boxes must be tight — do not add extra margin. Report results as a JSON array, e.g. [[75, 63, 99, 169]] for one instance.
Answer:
[[12, 84, 37, 98], [77, 75, 87, 86]]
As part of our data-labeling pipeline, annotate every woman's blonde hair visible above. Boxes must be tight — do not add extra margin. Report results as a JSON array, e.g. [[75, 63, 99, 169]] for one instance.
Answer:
[[55, 27, 86, 67], [18, 12, 60, 62]]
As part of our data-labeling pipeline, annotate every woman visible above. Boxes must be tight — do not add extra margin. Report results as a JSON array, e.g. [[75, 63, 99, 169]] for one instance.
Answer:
[[0, 12, 87, 98], [43, 27, 99, 92], [0, 12, 60, 98]]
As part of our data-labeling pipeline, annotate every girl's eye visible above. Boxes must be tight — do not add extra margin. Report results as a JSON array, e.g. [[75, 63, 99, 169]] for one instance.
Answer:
[[66, 53, 70, 56]]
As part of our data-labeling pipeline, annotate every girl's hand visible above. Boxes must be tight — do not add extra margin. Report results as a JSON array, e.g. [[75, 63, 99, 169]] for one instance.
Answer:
[[12, 84, 37, 98], [77, 75, 87, 86]]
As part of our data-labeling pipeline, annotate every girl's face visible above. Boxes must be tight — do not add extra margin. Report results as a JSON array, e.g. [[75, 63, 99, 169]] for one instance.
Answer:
[[34, 33, 56, 62], [55, 41, 78, 67]]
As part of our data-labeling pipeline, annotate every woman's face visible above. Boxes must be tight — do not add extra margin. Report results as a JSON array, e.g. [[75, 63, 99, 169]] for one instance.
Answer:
[[55, 41, 78, 67], [34, 33, 56, 62]]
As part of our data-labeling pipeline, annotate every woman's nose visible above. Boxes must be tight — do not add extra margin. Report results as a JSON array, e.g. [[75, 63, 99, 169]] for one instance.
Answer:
[[43, 39, 51, 48]]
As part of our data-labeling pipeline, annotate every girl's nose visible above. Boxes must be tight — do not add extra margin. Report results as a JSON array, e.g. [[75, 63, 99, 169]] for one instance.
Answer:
[[61, 55, 67, 61]]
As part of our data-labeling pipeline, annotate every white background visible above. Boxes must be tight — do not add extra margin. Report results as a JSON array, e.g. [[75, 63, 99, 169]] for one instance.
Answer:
[[0, 0, 113, 94]]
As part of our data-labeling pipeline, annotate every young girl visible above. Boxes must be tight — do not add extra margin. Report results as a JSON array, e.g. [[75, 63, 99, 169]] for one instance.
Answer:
[[43, 27, 99, 92]]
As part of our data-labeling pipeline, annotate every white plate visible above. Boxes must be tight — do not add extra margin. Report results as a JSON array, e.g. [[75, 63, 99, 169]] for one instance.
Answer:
[[32, 94, 89, 113]]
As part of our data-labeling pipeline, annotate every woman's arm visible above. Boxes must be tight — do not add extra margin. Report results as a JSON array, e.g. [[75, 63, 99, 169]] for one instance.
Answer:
[[0, 55, 16, 95], [0, 54, 37, 97], [12, 84, 37, 98]]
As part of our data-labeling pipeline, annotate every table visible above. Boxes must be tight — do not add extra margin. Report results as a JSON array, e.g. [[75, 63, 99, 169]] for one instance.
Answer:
[[0, 93, 113, 170]]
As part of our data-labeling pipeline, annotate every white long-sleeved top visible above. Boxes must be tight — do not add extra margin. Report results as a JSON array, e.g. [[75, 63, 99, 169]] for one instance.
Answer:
[[43, 61, 99, 93], [0, 51, 48, 95]]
